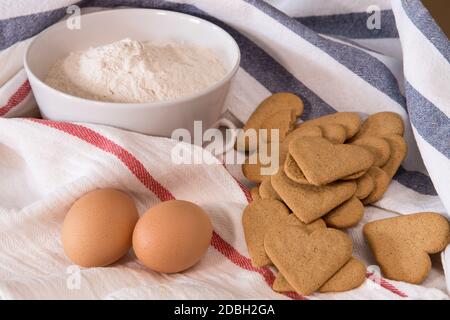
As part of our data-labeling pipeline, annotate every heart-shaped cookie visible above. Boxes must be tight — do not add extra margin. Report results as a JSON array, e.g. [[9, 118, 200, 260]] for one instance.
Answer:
[[282, 214, 327, 232], [242, 141, 279, 183], [299, 112, 361, 139], [351, 136, 391, 167], [323, 196, 364, 229], [284, 153, 309, 184], [341, 170, 367, 180], [279, 125, 323, 164], [246, 125, 323, 182], [354, 173, 374, 199], [250, 186, 261, 201], [242, 160, 266, 183], [319, 258, 366, 293], [282, 127, 325, 184], [259, 177, 282, 200], [271, 169, 356, 223], [289, 137, 374, 185], [381, 134, 407, 178], [242, 163, 264, 183], [362, 167, 390, 204], [239, 93, 304, 151], [350, 112, 404, 141], [242, 199, 290, 267], [364, 212, 450, 284], [260, 108, 297, 144], [290, 125, 323, 138], [273, 257, 366, 293], [320, 124, 347, 144], [265, 226, 353, 295]]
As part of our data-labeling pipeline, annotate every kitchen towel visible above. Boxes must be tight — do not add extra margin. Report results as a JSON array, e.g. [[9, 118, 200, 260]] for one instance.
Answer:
[[0, 0, 449, 299]]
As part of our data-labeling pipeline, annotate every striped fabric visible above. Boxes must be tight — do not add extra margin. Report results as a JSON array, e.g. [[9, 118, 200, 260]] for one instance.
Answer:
[[0, 0, 449, 299]]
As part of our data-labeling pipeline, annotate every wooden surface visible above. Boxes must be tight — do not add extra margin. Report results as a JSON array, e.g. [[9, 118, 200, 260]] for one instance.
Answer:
[[421, 0, 450, 38]]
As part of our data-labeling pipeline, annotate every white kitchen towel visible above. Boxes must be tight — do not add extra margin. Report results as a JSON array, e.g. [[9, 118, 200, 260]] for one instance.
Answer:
[[0, 0, 449, 299], [0, 118, 448, 300]]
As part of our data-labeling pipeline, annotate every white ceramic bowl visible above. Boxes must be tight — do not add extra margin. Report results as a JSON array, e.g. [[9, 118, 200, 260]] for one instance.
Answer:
[[24, 8, 240, 137]]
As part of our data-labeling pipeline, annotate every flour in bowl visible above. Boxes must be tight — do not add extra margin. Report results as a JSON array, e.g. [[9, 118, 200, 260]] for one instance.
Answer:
[[45, 38, 227, 103]]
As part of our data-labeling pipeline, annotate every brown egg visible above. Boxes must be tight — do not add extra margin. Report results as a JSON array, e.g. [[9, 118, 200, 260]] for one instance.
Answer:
[[61, 188, 139, 267], [133, 200, 213, 273]]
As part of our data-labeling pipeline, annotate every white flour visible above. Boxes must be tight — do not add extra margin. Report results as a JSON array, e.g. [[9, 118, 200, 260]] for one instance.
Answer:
[[45, 38, 227, 103]]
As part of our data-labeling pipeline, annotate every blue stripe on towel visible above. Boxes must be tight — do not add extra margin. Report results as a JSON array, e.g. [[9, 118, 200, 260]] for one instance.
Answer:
[[0, 9, 67, 50], [401, 0, 450, 63], [0, 0, 437, 195], [296, 10, 399, 39], [394, 166, 437, 196], [405, 82, 450, 159], [244, 0, 406, 109]]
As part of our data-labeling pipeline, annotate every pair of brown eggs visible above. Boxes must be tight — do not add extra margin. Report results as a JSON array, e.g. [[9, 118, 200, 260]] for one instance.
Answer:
[[61, 189, 213, 273]]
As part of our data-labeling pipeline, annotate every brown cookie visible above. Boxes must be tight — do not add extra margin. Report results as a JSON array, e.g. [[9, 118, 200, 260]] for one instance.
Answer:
[[323, 196, 364, 229], [242, 161, 265, 183], [274, 258, 366, 293], [271, 169, 356, 223], [239, 93, 304, 151], [354, 173, 374, 200], [320, 124, 347, 144], [351, 136, 391, 167], [362, 167, 390, 205], [289, 136, 374, 185], [364, 212, 450, 284], [318, 258, 366, 293], [279, 125, 323, 164], [341, 170, 367, 180], [242, 141, 279, 183], [350, 112, 404, 141], [272, 273, 296, 293], [272, 219, 362, 293], [265, 226, 353, 295], [250, 186, 261, 201], [290, 124, 323, 138], [284, 153, 309, 184], [241, 124, 317, 184], [280, 126, 323, 183], [300, 112, 361, 139], [242, 125, 324, 183], [381, 134, 407, 178], [242, 199, 290, 267], [259, 177, 281, 200], [282, 214, 327, 232], [260, 108, 297, 144]]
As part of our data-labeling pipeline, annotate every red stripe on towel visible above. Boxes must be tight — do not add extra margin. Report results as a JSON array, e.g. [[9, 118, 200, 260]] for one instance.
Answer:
[[234, 179, 253, 203], [366, 272, 408, 298], [0, 80, 31, 117], [29, 118, 173, 201], [28, 118, 305, 300]]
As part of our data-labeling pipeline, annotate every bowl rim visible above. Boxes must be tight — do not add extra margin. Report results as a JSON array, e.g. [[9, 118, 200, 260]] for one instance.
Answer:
[[24, 8, 241, 109]]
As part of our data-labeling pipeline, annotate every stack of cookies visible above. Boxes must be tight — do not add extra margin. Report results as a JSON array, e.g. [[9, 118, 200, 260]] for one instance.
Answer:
[[240, 93, 450, 295]]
